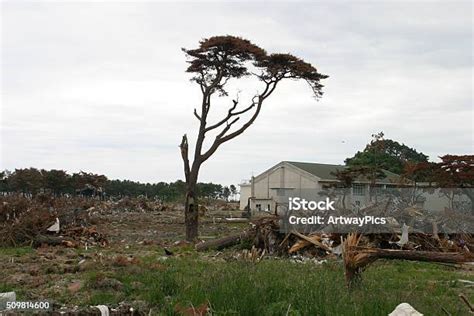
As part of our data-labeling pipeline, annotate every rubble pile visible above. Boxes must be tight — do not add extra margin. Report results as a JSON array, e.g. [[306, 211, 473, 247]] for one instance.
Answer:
[[197, 215, 473, 255], [0, 195, 107, 248], [101, 197, 176, 214], [0, 194, 184, 248], [196, 215, 474, 285]]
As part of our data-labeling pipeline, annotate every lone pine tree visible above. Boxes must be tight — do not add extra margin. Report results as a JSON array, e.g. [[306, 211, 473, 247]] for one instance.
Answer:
[[179, 35, 328, 240]]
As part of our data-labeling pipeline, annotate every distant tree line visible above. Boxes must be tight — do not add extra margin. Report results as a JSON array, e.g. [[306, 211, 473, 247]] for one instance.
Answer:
[[0, 168, 238, 202]]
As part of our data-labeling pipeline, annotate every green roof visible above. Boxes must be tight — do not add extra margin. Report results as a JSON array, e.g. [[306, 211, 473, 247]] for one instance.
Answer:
[[285, 161, 401, 184]]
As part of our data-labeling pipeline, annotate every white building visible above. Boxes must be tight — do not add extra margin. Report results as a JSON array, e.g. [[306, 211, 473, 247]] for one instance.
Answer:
[[239, 161, 402, 213]]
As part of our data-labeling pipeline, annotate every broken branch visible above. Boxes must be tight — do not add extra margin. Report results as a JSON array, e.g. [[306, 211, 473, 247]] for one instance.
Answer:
[[195, 230, 255, 251]]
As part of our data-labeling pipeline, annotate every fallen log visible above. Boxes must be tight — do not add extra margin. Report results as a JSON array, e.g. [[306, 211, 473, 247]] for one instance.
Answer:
[[352, 247, 474, 264], [212, 218, 250, 223], [32, 235, 77, 248], [224, 218, 249, 223], [459, 294, 474, 313], [342, 233, 474, 286], [195, 230, 255, 251]]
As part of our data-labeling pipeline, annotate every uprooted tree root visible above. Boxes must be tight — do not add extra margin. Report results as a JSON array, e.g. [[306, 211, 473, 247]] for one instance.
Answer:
[[342, 233, 377, 286], [342, 233, 474, 287]]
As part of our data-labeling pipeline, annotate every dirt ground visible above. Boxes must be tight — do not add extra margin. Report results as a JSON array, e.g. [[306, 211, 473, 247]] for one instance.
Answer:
[[94, 208, 247, 244], [0, 206, 248, 312], [1, 205, 473, 315]]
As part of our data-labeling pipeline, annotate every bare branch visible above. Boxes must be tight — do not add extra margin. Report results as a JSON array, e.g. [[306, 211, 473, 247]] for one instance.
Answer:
[[218, 101, 262, 143], [199, 68, 223, 122], [233, 103, 255, 116], [260, 80, 278, 100], [205, 99, 256, 133], [193, 109, 202, 121], [221, 82, 278, 138], [179, 134, 191, 182], [199, 82, 278, 162], [216, 116, 240, 139]]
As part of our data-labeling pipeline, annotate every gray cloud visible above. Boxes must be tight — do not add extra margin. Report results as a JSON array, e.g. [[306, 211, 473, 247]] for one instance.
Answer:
[[1, 1, 472, 185]]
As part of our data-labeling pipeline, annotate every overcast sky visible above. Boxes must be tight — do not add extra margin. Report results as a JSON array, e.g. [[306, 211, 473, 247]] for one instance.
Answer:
[[1, 1, 472, 185]]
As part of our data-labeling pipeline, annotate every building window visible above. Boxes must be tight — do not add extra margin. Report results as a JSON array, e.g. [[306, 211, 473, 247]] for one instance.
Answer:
[[267, 204, 271, 211], [256, 204, 262, 211], [353, 184, 365, 196], [371, 185, 384, 196]]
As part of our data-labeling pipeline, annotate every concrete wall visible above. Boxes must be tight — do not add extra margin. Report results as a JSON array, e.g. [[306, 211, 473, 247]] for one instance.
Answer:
[[244, 162, 322, 214], [239, 184, 251, 210]]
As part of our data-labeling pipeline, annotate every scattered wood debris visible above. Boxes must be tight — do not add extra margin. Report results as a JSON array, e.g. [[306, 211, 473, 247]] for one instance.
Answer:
[[0, 195, 108, 248], [195, 216, 473, 287]]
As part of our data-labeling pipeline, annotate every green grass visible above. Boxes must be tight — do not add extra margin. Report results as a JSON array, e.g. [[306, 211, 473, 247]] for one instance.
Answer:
[[95, 258, 473, 315], [0, 246, 33, 256], [0, 283, 15, 293], [2, 251, 473, 315]]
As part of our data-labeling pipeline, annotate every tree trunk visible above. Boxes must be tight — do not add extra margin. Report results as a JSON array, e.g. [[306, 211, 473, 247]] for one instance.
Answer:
[[366, 248, 474, 263], [185, 184, 199, 241], [180, 134, 200, 241]]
